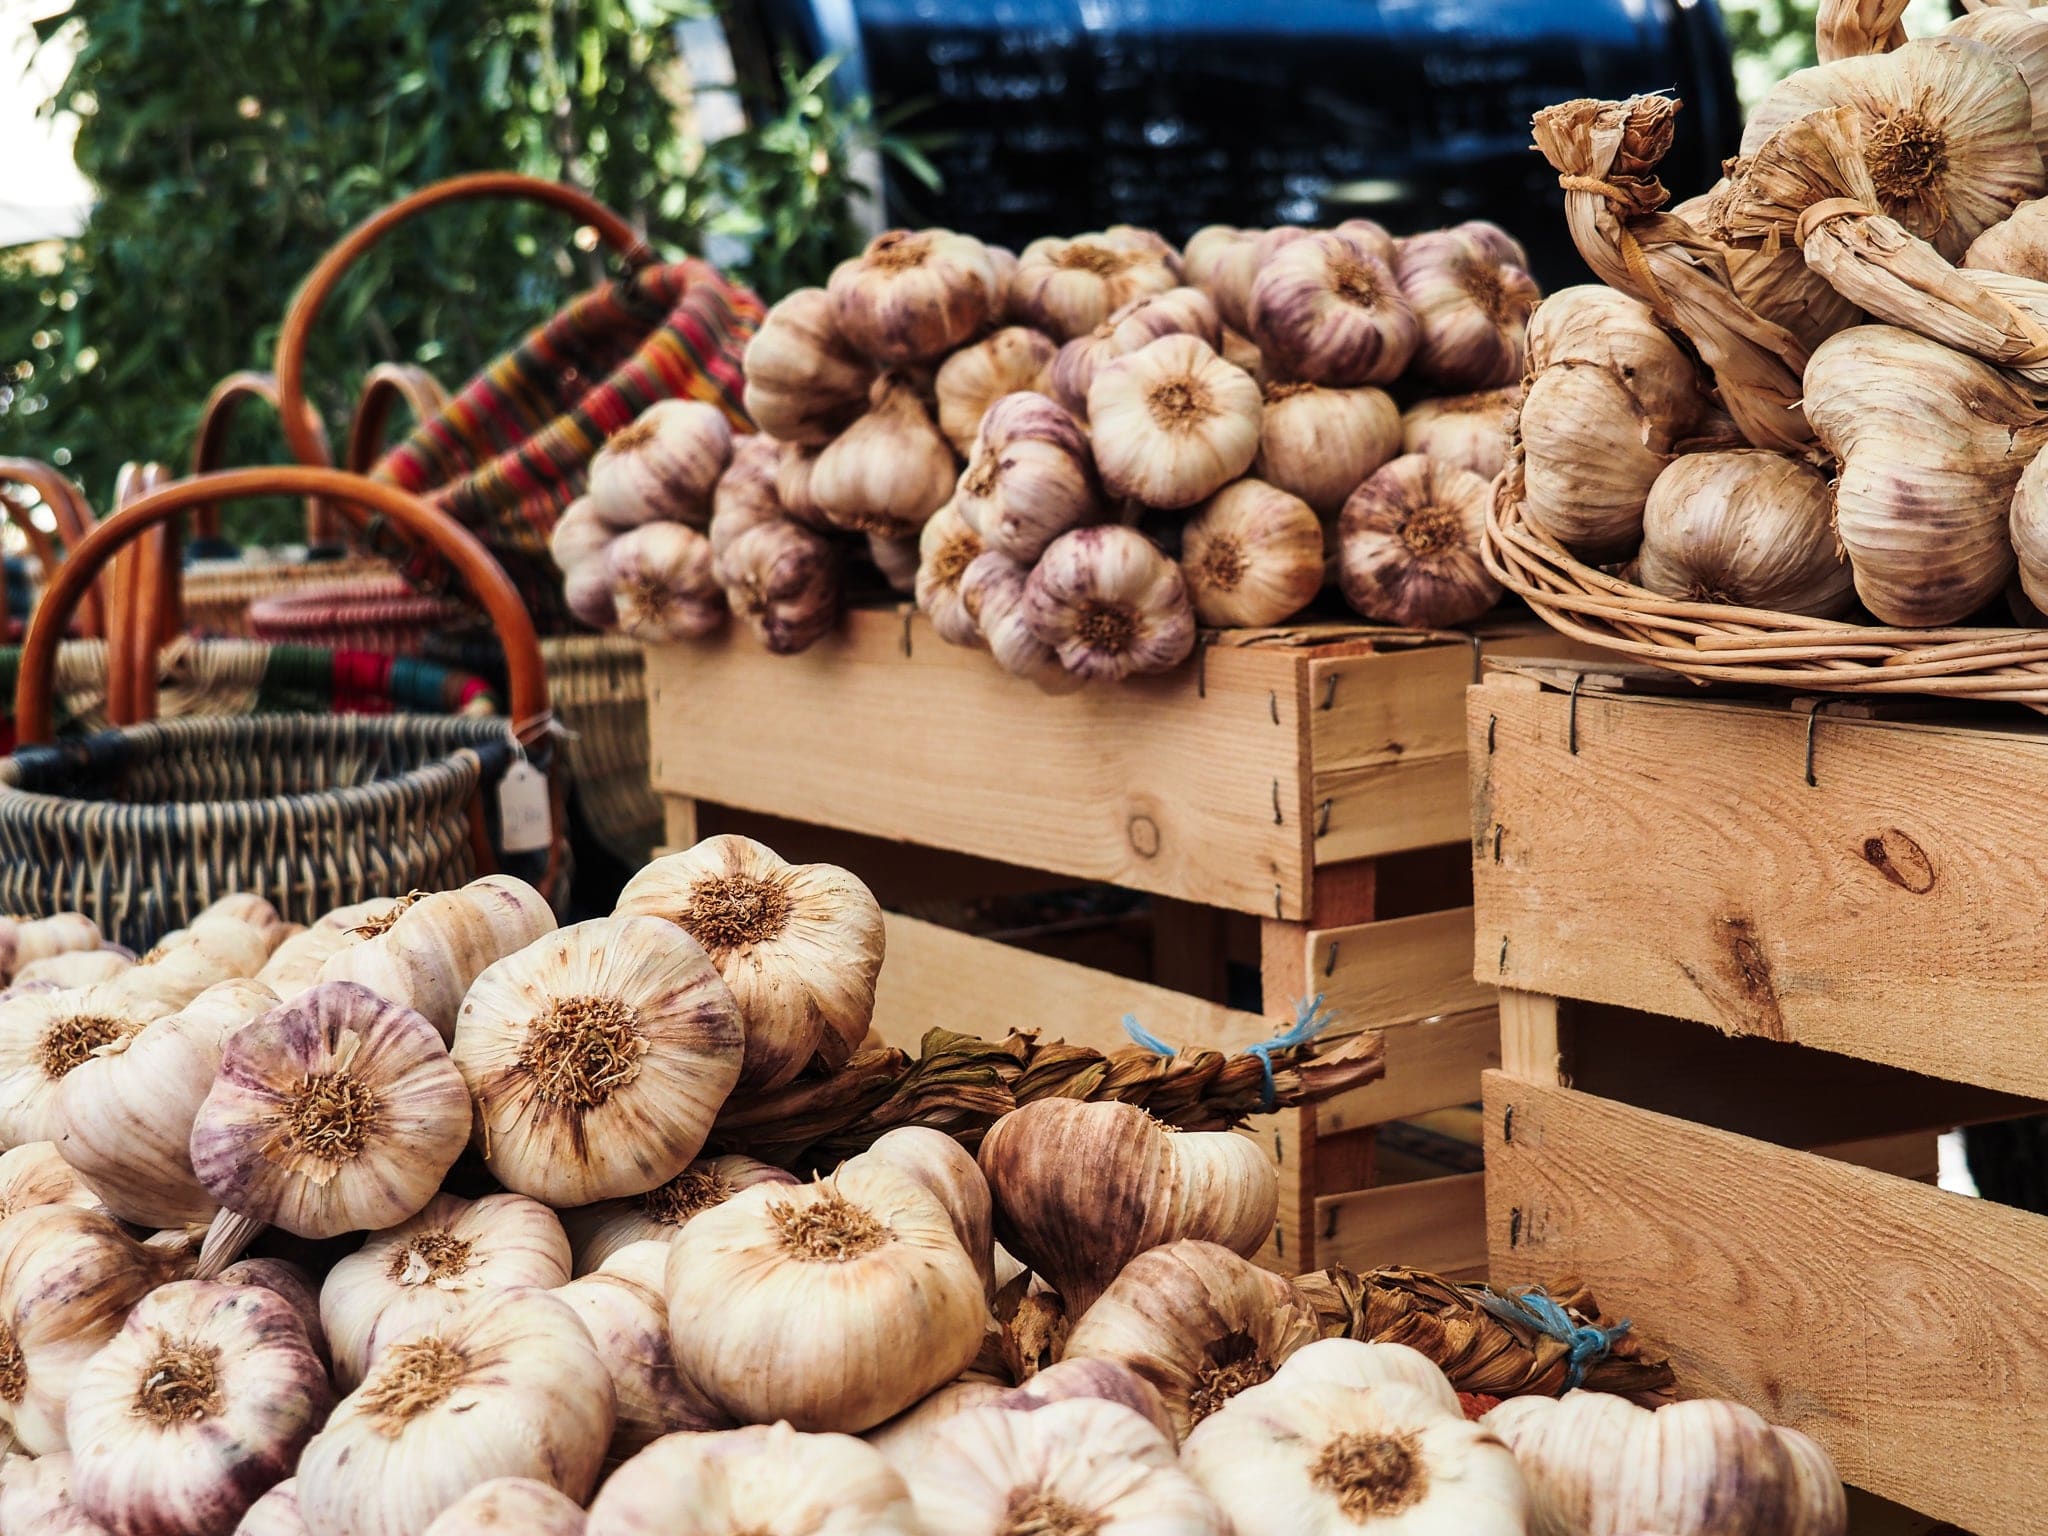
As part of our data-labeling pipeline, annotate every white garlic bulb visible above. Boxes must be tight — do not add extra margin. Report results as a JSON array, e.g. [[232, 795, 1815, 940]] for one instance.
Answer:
[[451, 915, 744, 1206], [615, 836, 884, 1091], [606, 522, 726, 642], [772, 440, 835, 533], [716, 518, 842, 656], [112, 923, 269, 1011], [552, 497, 622, 630], [990, 1355, 1175, 1441], [1256, 382, 1403, 519], [864, 1377, 1012, 1469], [216, 1259, 326, 1363], [67, 1280, 331, 1536], [664, 1160, 988, 1432], [1048, 287, 1222, 418], [1181, 479, 1325, 627], [914, 502, 986, 647], [1250, 231, 1419, 386], [588, 401, 734, 531], [297, 1287, 614, 1536], [1022, 526, 1197, 682], [1338, 454, 1502, 628], [254, 895, 411, 1001], [562, 1155, 798, 1275], [707, 434, 785, 565], [1394, 229, 1542, 390], [0, 1451, 107, 1536], [829, 228, 1002, 364], [0, 985, 172, 1145], [867, 531, 920, 595], [954, 392, 1100, 562], [189, 981, 471, 1243], [584, 1424, 923, 1536], [1401, 389, 1518, 481], [0, 1142, 100, 1222], [0, 912, 100, 983], [936, 327, 1059, 454], [1637, 451, 1854, 617], [420, 1480, 587, 1536], [14, 950, 130, 989], [556, 1254, 724, 1458], [318, 1191, 571, 1389], [1183, 225, 1262, 333], [1011, 232, 1180, 340], [812, 373, 959, 539], [1088, 335, 1262, 509], [744, 287, 876, 444], [231, 1478, 307, 1536], [850, 1126, 996, 1300], [958, 552, 1077, 689]]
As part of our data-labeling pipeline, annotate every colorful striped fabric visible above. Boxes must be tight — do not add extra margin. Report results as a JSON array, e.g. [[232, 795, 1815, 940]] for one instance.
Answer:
[[372, 259, 763, 628]]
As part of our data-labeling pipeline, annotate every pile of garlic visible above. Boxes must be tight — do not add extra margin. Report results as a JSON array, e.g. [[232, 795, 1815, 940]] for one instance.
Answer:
[[0, 848, 1847, 1536]]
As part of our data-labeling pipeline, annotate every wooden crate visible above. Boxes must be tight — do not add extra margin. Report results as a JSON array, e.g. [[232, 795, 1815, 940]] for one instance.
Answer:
[[1469, 664, 2048, 1536], [646, 607, 1581, 1275]]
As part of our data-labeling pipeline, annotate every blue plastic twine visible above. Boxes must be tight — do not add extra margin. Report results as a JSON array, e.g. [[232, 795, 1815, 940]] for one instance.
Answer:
[[1122, 993, 1340, 1113], [1477, 1287, 1633, 1389]]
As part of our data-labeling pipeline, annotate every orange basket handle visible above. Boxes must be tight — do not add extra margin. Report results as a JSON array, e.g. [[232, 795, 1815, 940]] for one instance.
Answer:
[[345, 362, 450, 476], [0, 458, 103, 639], [192, 371, 336, 546], [106, 463, 178, 726]]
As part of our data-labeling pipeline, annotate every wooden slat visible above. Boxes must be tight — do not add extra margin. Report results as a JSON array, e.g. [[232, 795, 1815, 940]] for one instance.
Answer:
[[1815, 1131, 1940, 1184], [1312, 751, 1468, 866], [1472, 676, 2048, 1098], [1317, 1009, 1497, 1133], [1315, 1170, 1488, 1280], [1312, 906, 1491, 1032], [1484, 1076, 2048, 1536], [647, 609, 1315, 917]]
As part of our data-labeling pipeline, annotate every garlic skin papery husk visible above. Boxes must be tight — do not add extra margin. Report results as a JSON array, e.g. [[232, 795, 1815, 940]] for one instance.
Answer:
[[1184, 1344, 1527, 1536], [189, 982, 471, 1244], [584, 1423, 924, 1536], [319, 875, 556, 1043], [849, 1126, 996, 1299], [1742, 37, 2045, 263], [1088, 334, 1262, 508], [1250, 230, 1419, 386], [868, 531, 921, 594], [1636, 450, 1854, 617], [0, 984, 172, 1145], [0, 1453, 107, 1536], [451, 915, 744, 1207], [935, 327, 1059, 454], [1181, 478, 1326, 627], [1948, 7, 2048, 156], [114, 924, 269, 1011], [1516, 362, 1679, 562], [615, 836, 884, 1091], [1060, 1240, 1320, 1441], [829, 228, 1002, 364], [1401, 389, 1518, 481], [1049, 287, 1223, 417], [1011, 232, 1181, 340], [557, 1250, 723, 1457], [980, 1099, 1278, 1319], [1484, 1390, 1847, 1536], [959, 552, 1077, 689], [0, 1205, 183, 1453], [745, 288, 877, 445], [318, 1191, 571, 1390], [563, 1155, 798, 1275], [57, 979, 274, 1228], [231, 1478, 307, 1536], [2011, 438, 2048, 613], [0, 1142, 100, 1222], [15, 951, 130, 989], [707, 435, 784, 563], [663, 1160, 989, 1432], [993, 1355, 1176, 1439], [1022, 525, 1197, 682], [1255, 381, 1403, 519], [552, 498, 622, 629], [217, 1259, 326, 1362], [255, 895, 410, 1000], [1806, 324, 2048, 625], [905, 1399, 1228, 1536], [588, 401, 734, 531], [1184, 225, 1263, 333], [772, 440, 836, 533], [915, 501, 987, 647], [811, 374, 959, 538], [954, 391, 1101, 562], [298, 1287, 614, 1536], [1966, 194, 2048, 280], [1393, 229, 1541, 390], [716, 519, 842, 656], [1338, 454, 1503, 628], [606, 523, 726, 642], [419, 1480, 587, 1536], [863, 1378, 1012, 1469], [66, 1281, 331, 1536], [0, 912, 101, 983]]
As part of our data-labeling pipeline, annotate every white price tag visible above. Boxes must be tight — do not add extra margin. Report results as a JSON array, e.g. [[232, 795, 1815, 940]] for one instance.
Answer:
[[497, 761, 552, 854]]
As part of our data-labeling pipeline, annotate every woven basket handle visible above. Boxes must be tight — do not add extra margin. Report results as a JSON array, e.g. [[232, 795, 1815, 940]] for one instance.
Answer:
[[192, 371, 336, 546], [0, 458, 103, 639], [106, 462, 178, 726], [18, 466, 551, 747], [346, 362, 450, 475]]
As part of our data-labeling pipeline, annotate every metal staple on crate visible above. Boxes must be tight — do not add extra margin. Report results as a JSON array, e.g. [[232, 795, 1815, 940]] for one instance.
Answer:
[[1567, 672, 1586, 754], [1804, 710, 1819, 787]]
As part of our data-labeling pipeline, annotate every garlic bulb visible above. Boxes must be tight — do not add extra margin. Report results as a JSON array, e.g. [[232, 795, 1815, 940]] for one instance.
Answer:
[[1088, 334, 1261, 508], [194, 894, 287, 947], [552, 498, 621, 629], [954, 392, 1100, 561], [606, 522, 726, 642], [1184, 226, 1263, 333], [1335, 218, 1399, 263], [255, 896, 407, 1000], [1060, 1240, 1320, 1440], [772, 440, 836, 533], [905, 1399, 1228, 1535], [829, 228, 1002, 364], [1338, 454, 1502, 627], [14, 951, 130, 989], [616, 836, 884, 1091], [585, 1424, 923, 1536], [1452, 219, 1529, 269], [1011, 233, 1180, 340], [1254, 1337, 1462, 1413], [1253, 224, 1313, 270], [67, 1281, 331, 1536], [1965, 194, 2048, 281], [231, 1479, 307, 1536], [556, 1252, 723, 1457], [114, 923, 268, 1010], [664, 1160, 988, 1432], [1181, 479, 1326, 627], [1250, 231, 1418, 386], [915, 502, 986, 647], [864, 1378, 1012, 1469], [717, 519, 841, 656], [1636, 451, 1854, 617], [588, 401, 734, 531], [1185, 1343, 1527, 1536], [57, 978, 274, 1227], [1806, 324, 2046, 625], [0, 913, 100, 982], [563, 1155, 797, 1275], [935, 327, 1059, 454], [217, 1259, 326, 1362], [1049, 287, 1222, 417], [980, 1099, 1277, 1318], [1401, 389, 1518, 481], [850, 1126, 995, 1299], [319, 875, 556, 1042], [707, 435, 784, 563], [1948, 8, 2048, 157], [0, 1143, 99, 1222], [0, 1206, 182, 1453], [1022, 525, 1197, 681], [745, 288, 876, 444], [1484, 1390, 1847, 1536], [1394, 229, 1541, 390], [1254, 381, 1402, 519], [189, 981, 471, 1242], [0, 985, 171, 1145], [991, 1356, 1175, 1441], [867, 532, 920, 595], [2012, 440, 2048, 614], [811, 374, 959, 538], [1518, 362, 1678, 561], [451, 915, 743, 1206], [1524, 285, 1705, 424], [959, 552, 1075, 688], [319, 1191, 571, 1390], [298, 1287, 613, 1536], [420, 1481, 586, 1536], [1, 1453, 107, 1536]]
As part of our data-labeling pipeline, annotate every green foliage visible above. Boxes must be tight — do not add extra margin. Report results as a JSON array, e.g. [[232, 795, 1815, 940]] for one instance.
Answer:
[[1721, 0, 1821, 110]]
